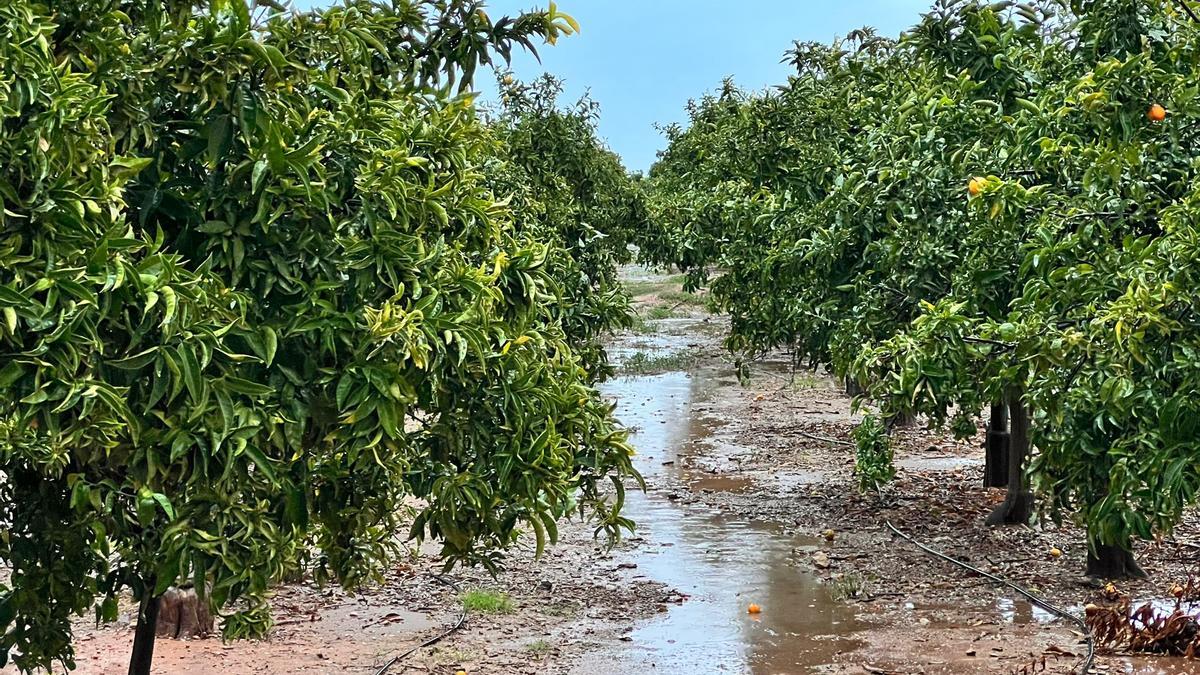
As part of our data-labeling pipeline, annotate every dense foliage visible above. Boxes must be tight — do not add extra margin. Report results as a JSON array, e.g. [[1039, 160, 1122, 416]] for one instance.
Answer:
[[487, 73, 649, 379], [0, 0, 638, 671], [645, 0, 1200, 576]]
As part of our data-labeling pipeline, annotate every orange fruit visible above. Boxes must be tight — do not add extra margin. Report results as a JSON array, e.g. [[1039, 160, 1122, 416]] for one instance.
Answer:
[[1049, 547, 1062, 558], [1148, 103, 1166, 122], [968, 176, 984, 196], [503, 75, 514, 86], [747, 603, 762, 614]]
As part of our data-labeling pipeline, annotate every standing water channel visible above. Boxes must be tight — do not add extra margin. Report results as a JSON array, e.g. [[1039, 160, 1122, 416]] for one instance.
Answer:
[[573, 320, 865, 673]]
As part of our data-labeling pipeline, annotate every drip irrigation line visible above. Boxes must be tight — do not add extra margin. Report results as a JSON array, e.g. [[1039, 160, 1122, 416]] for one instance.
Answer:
[[885, 521, 1094, 674], [375, 574, 468, 675], [797, 430, 854, 446]]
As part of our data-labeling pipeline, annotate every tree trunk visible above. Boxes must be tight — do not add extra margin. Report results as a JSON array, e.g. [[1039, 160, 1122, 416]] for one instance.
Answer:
[[845, 377, 864, 398], [1086, 542, 1148, 580], [887, 411, 917, 429], [128, 586, 161, 675], [155, 586, 214, 639], [985, 391, 1033, 525], [984, 402, 1009, 488]]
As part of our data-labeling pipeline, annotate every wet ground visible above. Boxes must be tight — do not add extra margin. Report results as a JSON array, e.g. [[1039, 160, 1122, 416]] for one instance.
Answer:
[[574, 367, 864, 674], [20, 268, 1200, 674]]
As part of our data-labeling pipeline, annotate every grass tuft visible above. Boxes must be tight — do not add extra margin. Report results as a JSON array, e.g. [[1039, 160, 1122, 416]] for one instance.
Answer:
[[657, 289, 708, 308], [829, 572, 872, 601], [619, 349, 702, 375], [459, 588, 515, 614], [643, 305, 679, 320]]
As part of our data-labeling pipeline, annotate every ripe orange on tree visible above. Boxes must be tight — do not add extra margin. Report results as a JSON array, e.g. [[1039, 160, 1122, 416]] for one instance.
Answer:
[[968, 176, 985, 196]]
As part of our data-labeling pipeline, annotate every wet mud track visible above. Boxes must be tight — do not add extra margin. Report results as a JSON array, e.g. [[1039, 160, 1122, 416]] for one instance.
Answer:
[[574, 368, 864, 673]]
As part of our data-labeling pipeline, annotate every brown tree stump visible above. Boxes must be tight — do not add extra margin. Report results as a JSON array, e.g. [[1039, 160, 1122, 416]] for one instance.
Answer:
[[155, 586, 214, 639]]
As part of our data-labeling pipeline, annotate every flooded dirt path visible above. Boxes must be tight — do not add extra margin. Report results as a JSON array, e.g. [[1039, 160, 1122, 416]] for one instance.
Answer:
[[574, 269, 1200, 674], [574, 365, 864, 673]]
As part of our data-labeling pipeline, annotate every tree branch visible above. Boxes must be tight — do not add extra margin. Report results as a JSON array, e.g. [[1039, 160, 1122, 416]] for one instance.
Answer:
[[1175, 0, 1200, 23], [963, 336, 1017, 350]]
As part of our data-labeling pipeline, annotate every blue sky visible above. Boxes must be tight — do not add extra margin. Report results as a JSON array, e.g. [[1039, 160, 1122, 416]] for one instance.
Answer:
[[294, 1, 933, 172]]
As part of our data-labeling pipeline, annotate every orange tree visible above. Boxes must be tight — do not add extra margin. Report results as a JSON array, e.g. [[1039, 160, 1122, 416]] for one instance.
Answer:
[[860, 0, 1200, 576], [646, 0, 1200, 577], [0, 1, 636, 673], [487, 73, 649, 379]]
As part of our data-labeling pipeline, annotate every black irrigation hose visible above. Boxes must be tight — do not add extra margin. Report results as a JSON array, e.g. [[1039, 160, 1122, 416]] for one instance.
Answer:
[[885, 521, 1095, 674], [375, 574, 468, 675]]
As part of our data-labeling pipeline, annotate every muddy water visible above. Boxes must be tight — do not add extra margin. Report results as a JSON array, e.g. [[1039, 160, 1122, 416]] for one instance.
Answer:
[[575, 365, 863, 673]]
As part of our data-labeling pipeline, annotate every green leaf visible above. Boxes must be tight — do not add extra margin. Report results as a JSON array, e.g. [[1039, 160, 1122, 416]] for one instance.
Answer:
[[221, 376, 274, 397], [0, 361, 24, 389], [206, 115, 232, 168], [160, 286, 177, 329], [108, 348, 159, 371], [242, 445, 278, 483], [261, 327, 277, 367], [152, 493, 176, 520]]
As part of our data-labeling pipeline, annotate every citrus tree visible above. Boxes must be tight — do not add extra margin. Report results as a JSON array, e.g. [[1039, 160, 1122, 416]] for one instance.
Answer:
[[645, 0, 1200, 577], [0, 1, 638, 673], [487, 73, 649, 378]]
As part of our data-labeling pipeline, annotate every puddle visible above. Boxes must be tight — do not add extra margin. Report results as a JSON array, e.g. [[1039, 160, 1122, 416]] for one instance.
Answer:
[[577, 370, 865, 673], [607, 333, 694, 364], [994, 596, 1058, 624], [895, 455, 980, 472], [690, 475, 753, 493], [1115, 657, 1200, 674]]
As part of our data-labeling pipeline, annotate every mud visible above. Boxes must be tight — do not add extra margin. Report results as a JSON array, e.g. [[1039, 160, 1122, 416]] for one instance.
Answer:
[[574, 370, 864, 673]]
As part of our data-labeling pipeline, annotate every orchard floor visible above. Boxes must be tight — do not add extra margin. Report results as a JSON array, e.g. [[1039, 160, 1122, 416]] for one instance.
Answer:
[[30, 268, 1200, 675]]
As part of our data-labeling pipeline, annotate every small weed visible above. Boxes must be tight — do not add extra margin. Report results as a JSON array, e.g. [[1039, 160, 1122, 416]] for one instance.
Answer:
[[643, 305, 679, 320], [459, 588, 514, 614], [619, 349, 702, 375], [621, 280, 658, 296], [429, 645, 480, 665], [741, 370, 820, 390], [626, 306, 680, 331], [830, 572, 870, 601], [526, 639, 553, 656], [622, 275, 691, 298], [853, 414, 895, 493], [657, 289, 708, 308], [788, 374, 820, 390]]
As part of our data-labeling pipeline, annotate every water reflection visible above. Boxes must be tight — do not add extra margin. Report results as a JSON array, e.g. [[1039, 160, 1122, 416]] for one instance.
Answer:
[[574, 370, 863, 673]]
